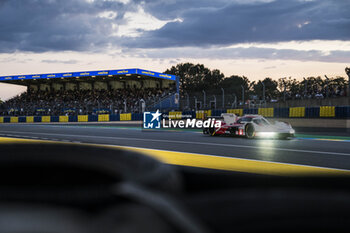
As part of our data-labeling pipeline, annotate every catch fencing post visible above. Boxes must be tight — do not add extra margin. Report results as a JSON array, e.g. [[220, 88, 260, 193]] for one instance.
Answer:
[[261, 81, 266, 105], [212, 95, 217, 110], [185, 92, 190, 109], [241, 85, 244, 106], [221, 88, 225, 109], [325, 75, 329, 98], [233, 93, 237, 108], [194, 96, 198, 111], [202, 90, 206, 109], [283, 80, 286, 102], [345, 67, 350, 99]]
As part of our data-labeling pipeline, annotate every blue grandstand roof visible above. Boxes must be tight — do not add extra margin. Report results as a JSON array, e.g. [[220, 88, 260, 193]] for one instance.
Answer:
[[0, 68, 176, 82]]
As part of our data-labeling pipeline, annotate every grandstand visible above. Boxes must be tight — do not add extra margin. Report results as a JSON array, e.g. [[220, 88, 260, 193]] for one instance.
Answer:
[[0, 68, 179, 116]]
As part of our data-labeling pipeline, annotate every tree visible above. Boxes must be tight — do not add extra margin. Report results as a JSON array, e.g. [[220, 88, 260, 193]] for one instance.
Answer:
[[277, 77, 301, 99], [165, 63, 225, 94], [205, 69, 224, 90], [219, 75, 250, 101], [253, 77, 278, 100]]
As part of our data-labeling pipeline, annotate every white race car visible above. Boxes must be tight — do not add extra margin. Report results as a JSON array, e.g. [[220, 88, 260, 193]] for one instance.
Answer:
[[203, 114, 295, 139]]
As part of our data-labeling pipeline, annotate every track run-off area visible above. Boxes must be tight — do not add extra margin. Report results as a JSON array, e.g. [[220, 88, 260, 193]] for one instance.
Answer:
[[1, 123, 350, 176]]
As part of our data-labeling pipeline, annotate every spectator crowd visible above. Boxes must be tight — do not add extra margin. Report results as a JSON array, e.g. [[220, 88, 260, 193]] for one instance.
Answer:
[[1, 87, 174, 116], [278, 85, 346, 101]]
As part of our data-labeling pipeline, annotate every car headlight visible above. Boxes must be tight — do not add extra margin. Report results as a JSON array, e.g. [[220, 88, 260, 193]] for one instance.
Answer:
[[257, 132, 276, 137]]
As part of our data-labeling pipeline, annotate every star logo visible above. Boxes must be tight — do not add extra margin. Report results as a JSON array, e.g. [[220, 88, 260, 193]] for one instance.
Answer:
[[150, 109, 162, 122], [143, 110, 162, 129]]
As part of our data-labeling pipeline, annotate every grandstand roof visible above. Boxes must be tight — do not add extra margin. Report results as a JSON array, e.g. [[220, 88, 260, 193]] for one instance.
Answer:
[[0, 68, 177, 85]]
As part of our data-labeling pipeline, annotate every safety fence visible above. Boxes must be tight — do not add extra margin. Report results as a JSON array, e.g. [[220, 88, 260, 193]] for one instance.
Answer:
[[0, 106, 349, 123], [209, 106, 348, 118]]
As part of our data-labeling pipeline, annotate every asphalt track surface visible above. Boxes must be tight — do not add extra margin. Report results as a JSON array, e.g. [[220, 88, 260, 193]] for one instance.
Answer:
[[1, 123, 350, 173]]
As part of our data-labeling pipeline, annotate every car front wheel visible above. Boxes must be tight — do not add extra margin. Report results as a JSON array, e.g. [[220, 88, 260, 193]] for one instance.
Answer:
[[245, 124, 255, 139]]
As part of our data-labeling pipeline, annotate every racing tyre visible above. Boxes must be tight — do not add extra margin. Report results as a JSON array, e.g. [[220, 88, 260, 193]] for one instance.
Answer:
[[208, 127, 216, 136], [245, 123, 255, 139]]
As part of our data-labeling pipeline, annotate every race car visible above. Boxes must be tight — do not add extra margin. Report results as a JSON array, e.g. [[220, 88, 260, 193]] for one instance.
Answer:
[[203, 113, 295, 139]]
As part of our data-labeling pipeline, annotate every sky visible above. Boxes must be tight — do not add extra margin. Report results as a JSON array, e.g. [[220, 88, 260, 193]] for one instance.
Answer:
[[0, 0, 349, 100]]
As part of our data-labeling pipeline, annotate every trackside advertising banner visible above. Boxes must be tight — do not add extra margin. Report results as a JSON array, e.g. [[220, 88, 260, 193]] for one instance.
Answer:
[[143, 110, 221, 129]]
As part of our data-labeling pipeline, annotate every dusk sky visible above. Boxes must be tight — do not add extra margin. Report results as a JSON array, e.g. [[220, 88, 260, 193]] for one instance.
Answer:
[[0, 0, 349, 100]]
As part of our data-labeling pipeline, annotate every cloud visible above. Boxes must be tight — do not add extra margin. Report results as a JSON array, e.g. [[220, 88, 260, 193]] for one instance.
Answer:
[[0, 0, 133, 53], [41, 59, 78, 64], [0, 0, 348, 65], [124, 0, 350, 48], [264, 66, 277, 69], [124, 46, 350, 63]]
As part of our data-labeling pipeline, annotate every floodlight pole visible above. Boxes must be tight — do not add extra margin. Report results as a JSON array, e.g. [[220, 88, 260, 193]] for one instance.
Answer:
[[140, 99, 146, 113], [283, 79, 286, 102], [324, 75, 329, 98], [346, 67, 350, 98], [303, 77, 307, 98], [261, 81, 265, 103]]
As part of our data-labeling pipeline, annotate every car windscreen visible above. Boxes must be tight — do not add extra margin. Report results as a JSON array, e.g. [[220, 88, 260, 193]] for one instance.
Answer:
[[252, 118, 270, 125], [237, 117, 252, 123]]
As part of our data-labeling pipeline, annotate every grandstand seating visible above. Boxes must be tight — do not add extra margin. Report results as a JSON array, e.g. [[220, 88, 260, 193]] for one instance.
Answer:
[[1, 87, 174, 116]]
